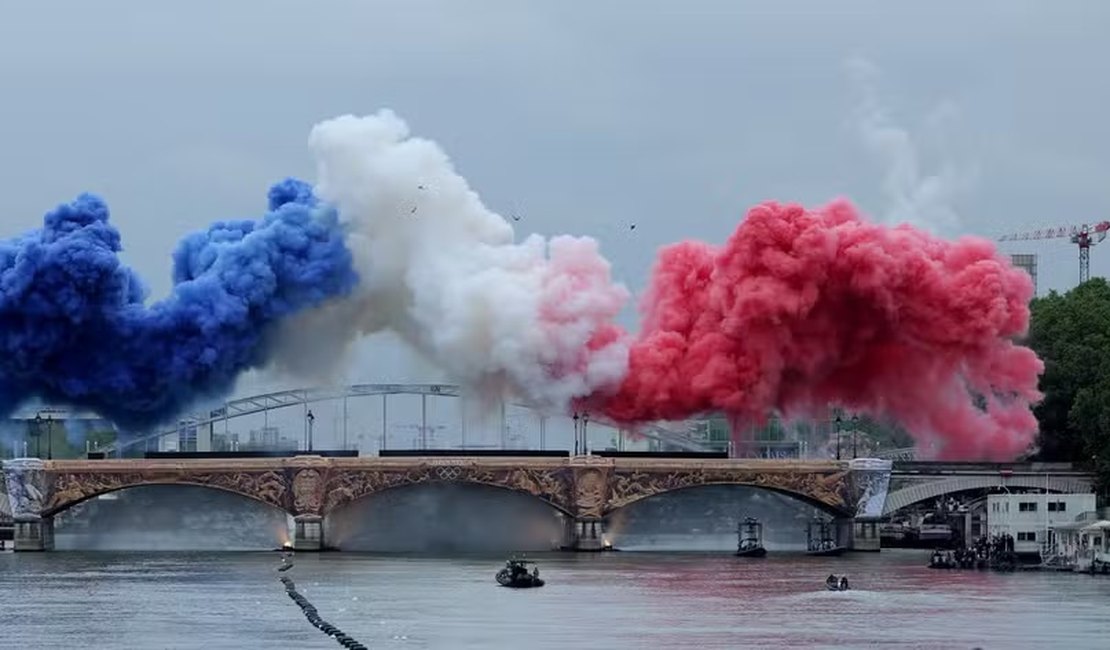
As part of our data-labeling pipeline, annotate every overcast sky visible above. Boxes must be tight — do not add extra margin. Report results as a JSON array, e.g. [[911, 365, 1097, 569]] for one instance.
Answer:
[[2, 0, 1109, 404]]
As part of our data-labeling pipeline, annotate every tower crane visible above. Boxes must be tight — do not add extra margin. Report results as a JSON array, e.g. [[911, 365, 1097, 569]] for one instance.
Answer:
[[998, 221, 1110, 284]]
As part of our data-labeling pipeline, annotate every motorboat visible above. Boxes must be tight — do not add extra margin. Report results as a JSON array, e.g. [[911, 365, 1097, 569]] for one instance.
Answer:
[[735, 517, 768, 558], [736, 542, 768, 558], [496, 558, 545, 588], [825, 574, 850, 591]]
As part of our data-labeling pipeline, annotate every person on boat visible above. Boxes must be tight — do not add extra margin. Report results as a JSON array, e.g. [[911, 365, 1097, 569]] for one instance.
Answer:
[[839, 576, 849, 590]]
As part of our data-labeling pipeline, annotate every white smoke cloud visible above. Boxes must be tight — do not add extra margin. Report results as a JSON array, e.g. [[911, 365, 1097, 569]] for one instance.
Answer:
[[272, 110, 630, 411], [845, 56, 976, 236]]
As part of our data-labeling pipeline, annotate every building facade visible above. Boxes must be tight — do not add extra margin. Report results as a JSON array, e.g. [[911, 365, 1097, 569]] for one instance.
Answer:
[[1049, 516, 1110, 571], [1010, 253, 1038, 297], [4, 406, 117, 459], [986, 493, 1096, 554]]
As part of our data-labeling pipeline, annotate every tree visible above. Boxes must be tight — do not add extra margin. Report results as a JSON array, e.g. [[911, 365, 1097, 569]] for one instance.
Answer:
[[85, 429, 117, 451], [1027, 278, 1110, 498]]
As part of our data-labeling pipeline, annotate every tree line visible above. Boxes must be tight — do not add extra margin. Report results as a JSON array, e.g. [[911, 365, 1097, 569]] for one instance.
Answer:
[[1028, 277, 1110, 498]]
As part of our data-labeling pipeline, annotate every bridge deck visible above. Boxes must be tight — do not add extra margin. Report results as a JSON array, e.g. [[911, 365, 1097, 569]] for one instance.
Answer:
[[38, 457, 853, 472], [892, 461, 1089, 475]]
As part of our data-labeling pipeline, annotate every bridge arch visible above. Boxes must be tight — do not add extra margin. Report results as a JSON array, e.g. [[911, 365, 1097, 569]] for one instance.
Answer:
[[322, 462, 576, 517], [324, 479, 572, 552], [44, 473, 290, 518], [325, 478, 575, 518], [602, 464, 856, 519], [604, 482, 850, 518], [883, 475, 1093, 516]]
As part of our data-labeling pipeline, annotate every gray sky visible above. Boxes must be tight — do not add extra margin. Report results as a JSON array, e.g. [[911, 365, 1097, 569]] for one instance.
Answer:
[[2, 0, 1109, 409]]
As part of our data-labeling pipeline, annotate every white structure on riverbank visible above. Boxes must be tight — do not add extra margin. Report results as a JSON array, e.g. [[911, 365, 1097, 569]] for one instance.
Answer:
[[986, 493, 1097, 555], [1048, 515, 1110, 572]]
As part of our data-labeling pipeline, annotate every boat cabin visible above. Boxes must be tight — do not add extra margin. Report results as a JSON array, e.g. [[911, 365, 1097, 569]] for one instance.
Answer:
[[738, 517, 764, 549], [807, 518, 842, 553]]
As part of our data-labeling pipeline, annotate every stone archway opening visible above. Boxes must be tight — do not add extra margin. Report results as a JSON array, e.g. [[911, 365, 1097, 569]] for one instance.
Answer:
[[604, 484, 842, 552], [52, 484, 292, 551], [324, 481, 572, 552]]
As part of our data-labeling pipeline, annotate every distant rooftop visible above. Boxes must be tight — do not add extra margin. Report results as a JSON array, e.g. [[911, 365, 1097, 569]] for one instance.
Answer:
[[6, 406, 111, 421]]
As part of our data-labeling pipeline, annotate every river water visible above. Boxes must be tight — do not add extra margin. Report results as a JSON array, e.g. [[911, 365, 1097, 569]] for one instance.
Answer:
[[1, 550, 1107, 649]]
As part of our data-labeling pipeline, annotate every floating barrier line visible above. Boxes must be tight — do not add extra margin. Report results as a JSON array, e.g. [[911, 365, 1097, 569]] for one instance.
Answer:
[[279, 575, 368, 650]]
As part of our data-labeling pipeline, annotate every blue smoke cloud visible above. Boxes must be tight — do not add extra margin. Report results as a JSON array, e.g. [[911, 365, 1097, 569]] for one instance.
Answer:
[[0, 178, 357, 429]]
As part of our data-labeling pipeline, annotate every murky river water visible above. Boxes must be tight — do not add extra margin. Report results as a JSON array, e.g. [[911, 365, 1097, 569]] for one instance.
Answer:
[[2, 550, 1108, 649]]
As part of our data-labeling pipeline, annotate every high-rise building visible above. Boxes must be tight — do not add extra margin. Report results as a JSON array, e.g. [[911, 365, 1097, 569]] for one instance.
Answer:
[[244, 426, 296, 451], [688, 414, 804, 458], [177, 418, 198, 452], [688, 417, 731, 450], [249, 426, 281, 447], [1010, 254, 1038, 297]]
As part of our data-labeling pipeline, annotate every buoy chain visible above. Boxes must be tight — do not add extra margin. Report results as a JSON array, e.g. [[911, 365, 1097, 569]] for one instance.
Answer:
[[279, 575, 368, 649]]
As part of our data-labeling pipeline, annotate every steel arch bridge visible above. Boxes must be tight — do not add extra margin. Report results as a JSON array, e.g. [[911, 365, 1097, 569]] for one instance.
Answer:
[[102, 383, 715, 455], [873, 447, 917, 461]]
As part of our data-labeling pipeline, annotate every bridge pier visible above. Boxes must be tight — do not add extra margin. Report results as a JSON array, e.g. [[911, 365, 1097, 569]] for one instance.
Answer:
[[568, 518, 609, 552], [13, 517, 54, 552], [293, 516, 324, 551], [848, 518, 881, 552]]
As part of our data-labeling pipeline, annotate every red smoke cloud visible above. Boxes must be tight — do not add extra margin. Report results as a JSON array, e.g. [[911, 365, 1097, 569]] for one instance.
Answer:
[[592, 199, 1042, 461]]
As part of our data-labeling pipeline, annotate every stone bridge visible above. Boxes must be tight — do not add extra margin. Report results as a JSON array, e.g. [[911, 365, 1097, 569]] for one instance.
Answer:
[[1, 456, 894, 551], [3, 456, 1094, 552]]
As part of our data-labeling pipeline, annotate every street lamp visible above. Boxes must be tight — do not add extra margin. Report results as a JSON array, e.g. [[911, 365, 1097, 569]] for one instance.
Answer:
[[33, 414, 42, 458], [306, 410, 315, 452], [573, 413, 580, 455], [851, 415, 860, 459], [582, 412, 590, 455], [833, 413, 842, 461]]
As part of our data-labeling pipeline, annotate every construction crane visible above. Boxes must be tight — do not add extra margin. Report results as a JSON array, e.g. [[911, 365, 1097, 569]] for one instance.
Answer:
[[998, 221, 1110, 284]]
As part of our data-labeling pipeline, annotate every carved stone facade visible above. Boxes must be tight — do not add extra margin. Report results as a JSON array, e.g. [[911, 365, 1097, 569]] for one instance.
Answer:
[[3, 458, 46, 521], [605, 460, 854, 514], [12, 459, 292, 517], [2, 457, 868, 523], [323, 459, 575, 515]]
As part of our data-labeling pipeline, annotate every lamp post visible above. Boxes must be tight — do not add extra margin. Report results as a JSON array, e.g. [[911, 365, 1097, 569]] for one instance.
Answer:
[[834, 413, 842, 461], [573, 413, 580, 455], [851, 415, 860, 459], [33, 414, 42, 458], [582, 412, 590, 455], [306, 410, 315, 452], [46, 414, 53, 460]]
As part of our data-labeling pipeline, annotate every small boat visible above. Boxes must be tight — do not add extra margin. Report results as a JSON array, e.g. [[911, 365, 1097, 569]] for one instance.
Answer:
[[928, 550, 955, 569], [825, 575, 850, 591], [736, 544, 767, 558], [496, 558, 545, 589], [806, 518, 846, 557], [735, 517, 767, 557]]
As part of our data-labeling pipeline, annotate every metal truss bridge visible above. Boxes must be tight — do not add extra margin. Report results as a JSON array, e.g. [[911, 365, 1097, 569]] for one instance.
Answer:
[[102, 383, 714, 455]]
